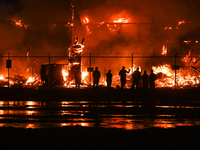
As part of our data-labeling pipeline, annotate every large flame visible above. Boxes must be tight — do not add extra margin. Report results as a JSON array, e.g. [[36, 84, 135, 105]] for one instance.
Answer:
[[161, 45, 167, 56], [114, 18, 130, 23]]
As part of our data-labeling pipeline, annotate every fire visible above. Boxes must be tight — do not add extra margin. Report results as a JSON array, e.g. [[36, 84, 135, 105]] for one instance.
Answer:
[[106, 17, 131, 33], [62, 69, 69, 82], [164, 27, 172, 30], [177, 20, 186, 29], [183, 41, 191, 44], [81, 69, 88, 82], [0, 75, 4, 80], [114, 18, 130, 23], [82, 17, 92, 35], [14, 19, 23, 27], [153, 64, 173, 76], [61, 66, 88, 88], [26, 77, 35, 83], [161, 45, 167, 55], [178, 20, 186, 25], [152, 65, 175, 88], [83, 17, 89, 24]]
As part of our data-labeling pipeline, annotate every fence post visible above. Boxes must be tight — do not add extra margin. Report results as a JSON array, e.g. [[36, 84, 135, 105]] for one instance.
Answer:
[[131, 53, 133, 73], [8, 53, 9, 88], [49, 52, 50, 64], [175, 53, 177, 89], [89, 53, 91, 86]]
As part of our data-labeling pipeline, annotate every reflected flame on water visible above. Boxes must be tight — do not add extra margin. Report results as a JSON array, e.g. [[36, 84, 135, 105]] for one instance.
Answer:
[[0, 100, 199, 129], [26, 124, 35, 129]]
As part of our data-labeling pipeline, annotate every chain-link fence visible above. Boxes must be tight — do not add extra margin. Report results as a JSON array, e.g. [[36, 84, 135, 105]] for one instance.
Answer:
[[1, 53, 199, 88]]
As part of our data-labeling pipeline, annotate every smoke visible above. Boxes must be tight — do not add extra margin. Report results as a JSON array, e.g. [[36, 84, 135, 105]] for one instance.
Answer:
[[76, 0, 200, 75], [0, 0, 200, 77]]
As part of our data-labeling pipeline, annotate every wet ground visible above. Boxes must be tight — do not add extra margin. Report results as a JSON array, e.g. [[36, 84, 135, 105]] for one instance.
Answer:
[[0, 87, 200, 149], [0, 87, 200, 129]]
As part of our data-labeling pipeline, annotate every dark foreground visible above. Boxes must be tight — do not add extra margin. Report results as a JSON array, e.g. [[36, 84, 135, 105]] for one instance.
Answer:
[[0, 126, 199, 150], [0, 87, 200, 149], [0, 86, 200, 102]]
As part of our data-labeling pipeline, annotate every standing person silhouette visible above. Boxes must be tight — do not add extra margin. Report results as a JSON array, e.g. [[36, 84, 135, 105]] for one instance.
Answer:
[[142, 70, 149, 89], [118, 66, 129, 89], [75, 68, 81, 89], [92, 67, 101, 87], [149, 69, 156, 89], [106, 70, 112, 88], [132, 67, 141, 89]]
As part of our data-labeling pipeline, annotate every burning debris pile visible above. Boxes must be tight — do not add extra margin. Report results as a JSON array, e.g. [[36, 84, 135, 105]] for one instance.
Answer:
[[0, 2, 200, 89]]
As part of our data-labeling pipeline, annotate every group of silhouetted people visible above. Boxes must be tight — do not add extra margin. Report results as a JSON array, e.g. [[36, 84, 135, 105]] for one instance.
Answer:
[[91, 66, 156, 89]]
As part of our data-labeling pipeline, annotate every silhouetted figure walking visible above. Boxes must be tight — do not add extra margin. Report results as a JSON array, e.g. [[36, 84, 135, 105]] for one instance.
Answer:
[[132, 67, 141, 89], [119, 66, 129, 89], [92, 67, 101, 87], [142, 70, 148, 89], [75, 69, 81, 89], [106, 70, 112, 88], [149, 69, 156, 89]]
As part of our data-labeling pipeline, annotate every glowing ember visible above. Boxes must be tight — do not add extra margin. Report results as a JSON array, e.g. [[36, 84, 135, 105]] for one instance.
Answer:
[[164, 27, 172, 30], [161, 45, 167, 55], [82, 17, 92, 35], [0, 75, 4, 80], [14, 19, 23, 27], [114, 18, 130, 23], [183, 41, 191, 44], [81, 69, 88, 82], [177, 20, 186, 29], [83, 17, 89, 24], [178, 20, 186, 25], [151, 65, 175, 88], [62, 69, 69, 82], [153, 64, 173, 76]]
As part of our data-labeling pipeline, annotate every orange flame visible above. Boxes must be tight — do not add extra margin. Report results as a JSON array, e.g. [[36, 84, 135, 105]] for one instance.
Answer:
[[161, 45, 167, 55], [114, 18, 130, 23], [14, 19, 23, 27], [83, 17, 89, 24]]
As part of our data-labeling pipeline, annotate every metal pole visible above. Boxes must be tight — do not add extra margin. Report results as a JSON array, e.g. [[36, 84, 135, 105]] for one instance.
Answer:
[[49, 52, 50, 64], [8, 52, 9, 88], [175, 53, 177, 89], [71, 4, 74, 46], [131, 53, 133, 73], [89, 53, 91, 86]]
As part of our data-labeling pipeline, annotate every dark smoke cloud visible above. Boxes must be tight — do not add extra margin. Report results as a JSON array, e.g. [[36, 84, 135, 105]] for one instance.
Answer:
[[0, 0, 200, 76]]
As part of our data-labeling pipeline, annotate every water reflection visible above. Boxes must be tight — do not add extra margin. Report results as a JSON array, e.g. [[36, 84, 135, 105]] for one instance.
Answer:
[[0, 100, 199, 130]]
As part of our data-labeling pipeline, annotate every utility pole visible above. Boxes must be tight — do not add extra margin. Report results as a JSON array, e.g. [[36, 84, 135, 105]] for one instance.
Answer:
[[175, 53, 177, 89], [71, 4, 74, 46]]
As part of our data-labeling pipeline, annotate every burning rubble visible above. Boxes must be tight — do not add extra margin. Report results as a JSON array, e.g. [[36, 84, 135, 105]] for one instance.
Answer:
[[0, 2, 200, 89]]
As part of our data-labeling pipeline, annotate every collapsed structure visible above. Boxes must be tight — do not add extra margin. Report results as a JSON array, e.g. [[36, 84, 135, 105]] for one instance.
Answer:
[[40, 4, 84, 87]]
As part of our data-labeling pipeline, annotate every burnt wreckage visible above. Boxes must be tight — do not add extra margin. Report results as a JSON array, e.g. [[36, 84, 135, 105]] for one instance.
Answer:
[[40, 38, 84, 87]]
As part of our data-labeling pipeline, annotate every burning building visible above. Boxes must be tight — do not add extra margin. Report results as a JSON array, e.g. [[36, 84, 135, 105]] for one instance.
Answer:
[[0, 1, 200, 89]]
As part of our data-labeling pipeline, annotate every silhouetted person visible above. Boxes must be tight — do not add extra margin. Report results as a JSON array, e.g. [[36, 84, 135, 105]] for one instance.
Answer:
[[119, 66, 129, 89], [92, 67, 101, 87], [132, 67, 141, 89], [75, 69, 81, 89], [106, 70, 112, 88], [142, 70, 149, 89], [149, 69, 156, 89]]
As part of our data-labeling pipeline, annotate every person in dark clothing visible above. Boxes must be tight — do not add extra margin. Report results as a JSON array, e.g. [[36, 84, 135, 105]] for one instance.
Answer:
[[92, 67, 101, 87], [149, 69, 156, 89], [106, 70, 112, 88], [118, 66, 129, 89], [75, 69, 81, 89], [132, 67, 141, 89], [142, 70, 149, 89]]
